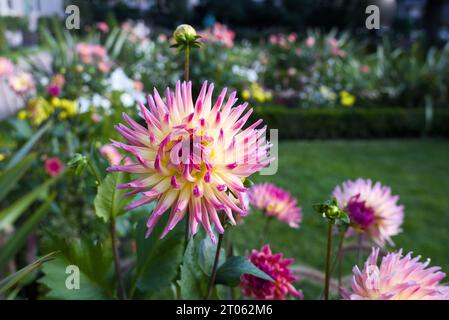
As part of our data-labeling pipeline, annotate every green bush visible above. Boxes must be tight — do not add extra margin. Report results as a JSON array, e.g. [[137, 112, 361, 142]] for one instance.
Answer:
[[251, 106, 449, 139]]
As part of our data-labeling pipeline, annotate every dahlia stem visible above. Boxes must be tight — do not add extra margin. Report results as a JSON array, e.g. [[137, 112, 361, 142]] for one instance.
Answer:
[[261, 215, 273, 245], [86, 157, 102, 185], [357, 233, 364, 265], [184, 45, 190, 82], [110, 217, 126, 300], [324, 222, 333, 300], [205, 232, 224, 300]]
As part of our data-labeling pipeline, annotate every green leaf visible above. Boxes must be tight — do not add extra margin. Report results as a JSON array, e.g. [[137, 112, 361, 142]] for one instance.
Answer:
[[0, 177, 57, 231], [178, 233, 225, 299], [0, 193, 56, 270], [0, 252, 57, 294], [38, 239, 114, 299], [94, 172, 129, 223], [0, 153, 36, 202], [131, 215, 184, 297], [5, 120, 52, 171], [215, 256, 274, 287]]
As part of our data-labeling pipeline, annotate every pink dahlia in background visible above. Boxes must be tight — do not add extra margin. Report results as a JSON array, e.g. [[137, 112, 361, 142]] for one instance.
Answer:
[[108, 80, 271, 242], [241, 245, 303, 300], [305, 36, 315, 48], [45, 157, 64, 177], [100, 144, 131, 166], [248, 183, 302, 228], [333, 178, 404, 247], [345, 248, 449, 300], [96, 22, 110, 33], [47, 84, 61, 97], [8, 72, 34, 95], [0, 57, 14, 77], [199, 23, 236, 48]]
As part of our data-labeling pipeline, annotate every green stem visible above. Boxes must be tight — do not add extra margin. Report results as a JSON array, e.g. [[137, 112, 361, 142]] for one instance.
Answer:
[[184, 46, 190, 82], [261, 215, 272, 245], [110, 217, 126, 300], [86, 157, 102, 185], [205, 232, 224, 300], [357, 233, 364, 266], [324, 223, 333, 300]]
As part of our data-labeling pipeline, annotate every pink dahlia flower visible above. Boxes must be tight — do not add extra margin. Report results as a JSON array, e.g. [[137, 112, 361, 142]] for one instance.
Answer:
[[0, 57, 14, 77], [100, 144, 131, 166], [345, 248, 449, 300], [96, 22, 110, 33], [305, 36, 315, 48], [8, 72, 34, 95], [240, 245, 303, 300], [248, 183, 302, 228], [333, 178, 404, 247], [109, 81, 271, 242], [45, 157, 64, 177]]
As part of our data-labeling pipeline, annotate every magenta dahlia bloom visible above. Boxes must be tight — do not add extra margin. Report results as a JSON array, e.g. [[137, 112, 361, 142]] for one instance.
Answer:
[[333, 178, 404, 247], [45, 157, 64, 177], [345, 248, 449, 300], [240, 245, 303, 300], [248, 183, 302, 228], [108, 81, 270, 242]]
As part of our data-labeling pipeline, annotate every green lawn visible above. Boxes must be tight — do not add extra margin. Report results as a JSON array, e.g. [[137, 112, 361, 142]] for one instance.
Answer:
[[232, 139, 449, 299]]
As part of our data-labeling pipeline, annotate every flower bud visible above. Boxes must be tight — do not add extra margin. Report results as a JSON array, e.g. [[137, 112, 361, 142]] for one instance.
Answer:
[[173, 24, 197, 43]]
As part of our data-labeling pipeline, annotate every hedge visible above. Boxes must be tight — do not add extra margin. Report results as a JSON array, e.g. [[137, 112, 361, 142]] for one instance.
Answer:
[[250, 106, 449, 140]]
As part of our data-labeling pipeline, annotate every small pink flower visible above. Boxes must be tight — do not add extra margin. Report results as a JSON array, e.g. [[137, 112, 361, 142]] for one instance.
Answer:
[[345, 248, 449, 300], [133, 80, 144, 92], [0, 57, 14, 77], [360, 64, 370, 74], [98, 61, 111, 73], [8, 72, 34, 95], [96, 22, 110, 33], [47, 84, 61, 97], [100, 144, 130, 165], [157, 34, 168, 42], [92, 45, 107, 59], [45, 157, 64, 177], [287, 67, 297, 77], [287, 33, 297, 43], [269, 34, 277, 45], [305, 36, 315, 48], [248, 183, 302, 228], [91, 113, 102, 123], [240, 245, 303, 300]]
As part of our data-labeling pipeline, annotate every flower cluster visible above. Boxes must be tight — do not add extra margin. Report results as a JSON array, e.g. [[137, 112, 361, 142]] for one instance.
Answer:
[[76, 43, 111, 73], [240, 245, 303, 300], [109, 81, 271, 242], [241, 83, 272, 103], [18, 97, 77, 125], [268, 33, 298, 48], [345, 248, 449, 300], [248, 183, 302, 228], [199, 23, 236, 48], [333, 178, 404, 247]]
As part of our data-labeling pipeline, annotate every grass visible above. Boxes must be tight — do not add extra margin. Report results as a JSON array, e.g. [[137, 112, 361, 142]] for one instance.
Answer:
[[231, 139, 449, 299]]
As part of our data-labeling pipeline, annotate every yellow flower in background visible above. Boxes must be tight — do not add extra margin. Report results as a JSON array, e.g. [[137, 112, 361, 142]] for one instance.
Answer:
[[17, 97, 77, 125], [18, 110, 27, 120], [340, 91, 356, 107], [242, 83, 272, 103], [242, 89, 250, 100], [0, 153, 5, 161]]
